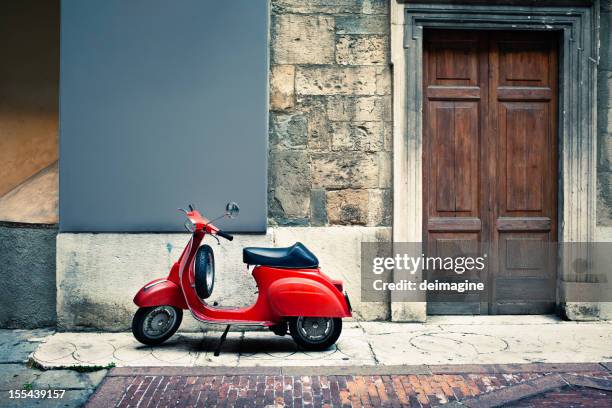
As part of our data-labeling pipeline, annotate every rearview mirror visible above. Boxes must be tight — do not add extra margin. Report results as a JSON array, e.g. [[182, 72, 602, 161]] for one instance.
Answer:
[[225, 202, 240, 218]]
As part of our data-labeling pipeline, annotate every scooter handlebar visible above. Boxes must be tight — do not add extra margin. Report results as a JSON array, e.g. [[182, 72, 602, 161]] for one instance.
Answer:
[[216, 230, 234, 241]]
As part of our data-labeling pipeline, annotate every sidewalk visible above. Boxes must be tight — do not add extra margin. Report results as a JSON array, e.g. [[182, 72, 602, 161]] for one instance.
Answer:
[[1, 316, 611, 407], [32, 316, 612, 368]]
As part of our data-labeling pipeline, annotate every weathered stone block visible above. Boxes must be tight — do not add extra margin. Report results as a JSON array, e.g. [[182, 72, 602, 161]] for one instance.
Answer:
[[270, 113, 307, 149], [562, 302, 602, 321], [597, 171, 612, 225], [382, 121, 392, 150], [326, 96, 392, 122], [271, 14, 334, 64], [272, 0, 388, 15], [294, 96, 332, 151], [307, 105, 332, 151], [296, 66, 390, 96], [312, 153, 379, 188], [310, 188, 327, 226], [368, 189, 392, 226], [598, 74, 612, 134], [599, 14, 612, 70], [327, 189, 369, 225], [378, 151, 392, 188], [391, 302, 427, 322], [600, 73, 612, 107], [268, 216, 310, 227], [335, 15, 389, 35], [269, 150, 312, 218], [330, 122, 352, 151], [270, 65, 295, 111], [375, 67, 391, 94], [599, 135, 612, 170], [331, 121, 384, 152], [336, 35, 388, 65], [326, 96, 353, 122]]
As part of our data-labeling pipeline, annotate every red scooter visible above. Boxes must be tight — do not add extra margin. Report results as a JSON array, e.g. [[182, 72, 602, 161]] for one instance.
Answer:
[[132, 202, 352, 351]]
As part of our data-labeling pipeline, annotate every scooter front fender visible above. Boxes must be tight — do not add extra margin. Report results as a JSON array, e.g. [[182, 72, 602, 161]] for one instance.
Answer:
[[268, 278, 351, 318], [133, 279, 187, 309]]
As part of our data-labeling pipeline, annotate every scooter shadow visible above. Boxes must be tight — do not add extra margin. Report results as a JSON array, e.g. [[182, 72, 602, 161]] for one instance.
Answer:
[[130, 333, 206, 352], [238, 335, 302, 354], [132, 332, 336, 355], [212, 334, 304, 354], [228, 333, 338, 356]]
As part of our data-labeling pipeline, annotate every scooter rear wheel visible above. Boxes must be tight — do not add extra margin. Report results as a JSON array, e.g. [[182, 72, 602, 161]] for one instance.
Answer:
[[132, 306, 183, 346], [289, 317, 342, 351]]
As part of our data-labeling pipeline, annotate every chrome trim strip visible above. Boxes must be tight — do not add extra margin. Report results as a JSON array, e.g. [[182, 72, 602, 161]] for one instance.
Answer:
[[144, 279, 168, 290]]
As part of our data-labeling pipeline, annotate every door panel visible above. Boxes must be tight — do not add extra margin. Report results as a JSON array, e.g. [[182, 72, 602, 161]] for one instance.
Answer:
[[501, 103, 547, 212], [429, 101, 479, 214], [423, 31, 487, 314], [427, 35, 480, 86], [490, 32, 557, 314], [498, 40, 551, 86], [423, 30, 558, 315], [426, 234, 484, 315]]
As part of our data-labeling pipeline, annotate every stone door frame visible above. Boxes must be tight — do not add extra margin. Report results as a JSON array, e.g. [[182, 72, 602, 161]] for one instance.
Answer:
[[390, 1, 599, 321]]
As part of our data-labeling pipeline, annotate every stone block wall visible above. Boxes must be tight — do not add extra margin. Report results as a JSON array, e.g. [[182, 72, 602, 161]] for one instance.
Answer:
[[598, 0, 612, 226], [268, 0, 392, 228]]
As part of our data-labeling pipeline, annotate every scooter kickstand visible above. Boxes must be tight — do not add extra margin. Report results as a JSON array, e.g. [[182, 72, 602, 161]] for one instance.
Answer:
[[214, 325, 231, 357]]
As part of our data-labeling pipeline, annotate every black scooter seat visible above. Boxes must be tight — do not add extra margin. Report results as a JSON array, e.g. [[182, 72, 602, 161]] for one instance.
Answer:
[[242, 242, 319, 269]]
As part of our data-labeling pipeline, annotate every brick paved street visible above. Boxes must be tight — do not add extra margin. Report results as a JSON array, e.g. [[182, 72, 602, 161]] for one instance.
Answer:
[[86, 364, 612, 407], [95, 373, 536, 407], [506, 386, 612, 407]]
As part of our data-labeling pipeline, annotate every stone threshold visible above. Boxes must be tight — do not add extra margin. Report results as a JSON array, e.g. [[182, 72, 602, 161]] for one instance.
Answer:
[[107, 362, 611, 377]]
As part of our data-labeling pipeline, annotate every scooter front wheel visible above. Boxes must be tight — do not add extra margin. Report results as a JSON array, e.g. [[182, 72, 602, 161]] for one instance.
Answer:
[[289, 317, 342, 351], [132, 306, 183, 346]]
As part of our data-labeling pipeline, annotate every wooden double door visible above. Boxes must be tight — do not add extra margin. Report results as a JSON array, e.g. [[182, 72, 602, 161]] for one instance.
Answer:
[[423, 30, 558, 315]]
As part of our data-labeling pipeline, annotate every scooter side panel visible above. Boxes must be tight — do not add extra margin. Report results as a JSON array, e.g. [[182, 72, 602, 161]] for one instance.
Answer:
[[267, 278, 351, 318], [133, 279, 187, 309]]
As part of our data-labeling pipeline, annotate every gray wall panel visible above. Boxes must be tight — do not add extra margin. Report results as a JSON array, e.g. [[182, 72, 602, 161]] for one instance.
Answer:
[[60, 0, 268, 232]]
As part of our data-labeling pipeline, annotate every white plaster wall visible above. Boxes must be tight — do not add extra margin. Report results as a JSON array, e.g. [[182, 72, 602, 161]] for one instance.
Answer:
[[57, 233, 271, 331], [56, 226, 391, 331]]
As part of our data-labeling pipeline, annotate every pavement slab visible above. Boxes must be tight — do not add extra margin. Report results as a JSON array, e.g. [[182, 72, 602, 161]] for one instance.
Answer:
[[0, 363, 42, 391], [0, 329, 54, 363], [7, 390, 94, 408], [0, 329, 107, 408], [31, 318, 612, 368], [32, 369, 107, 390]]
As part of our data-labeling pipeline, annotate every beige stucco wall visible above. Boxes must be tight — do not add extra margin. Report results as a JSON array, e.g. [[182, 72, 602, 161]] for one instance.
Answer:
[[56, 227, 390, 331]]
